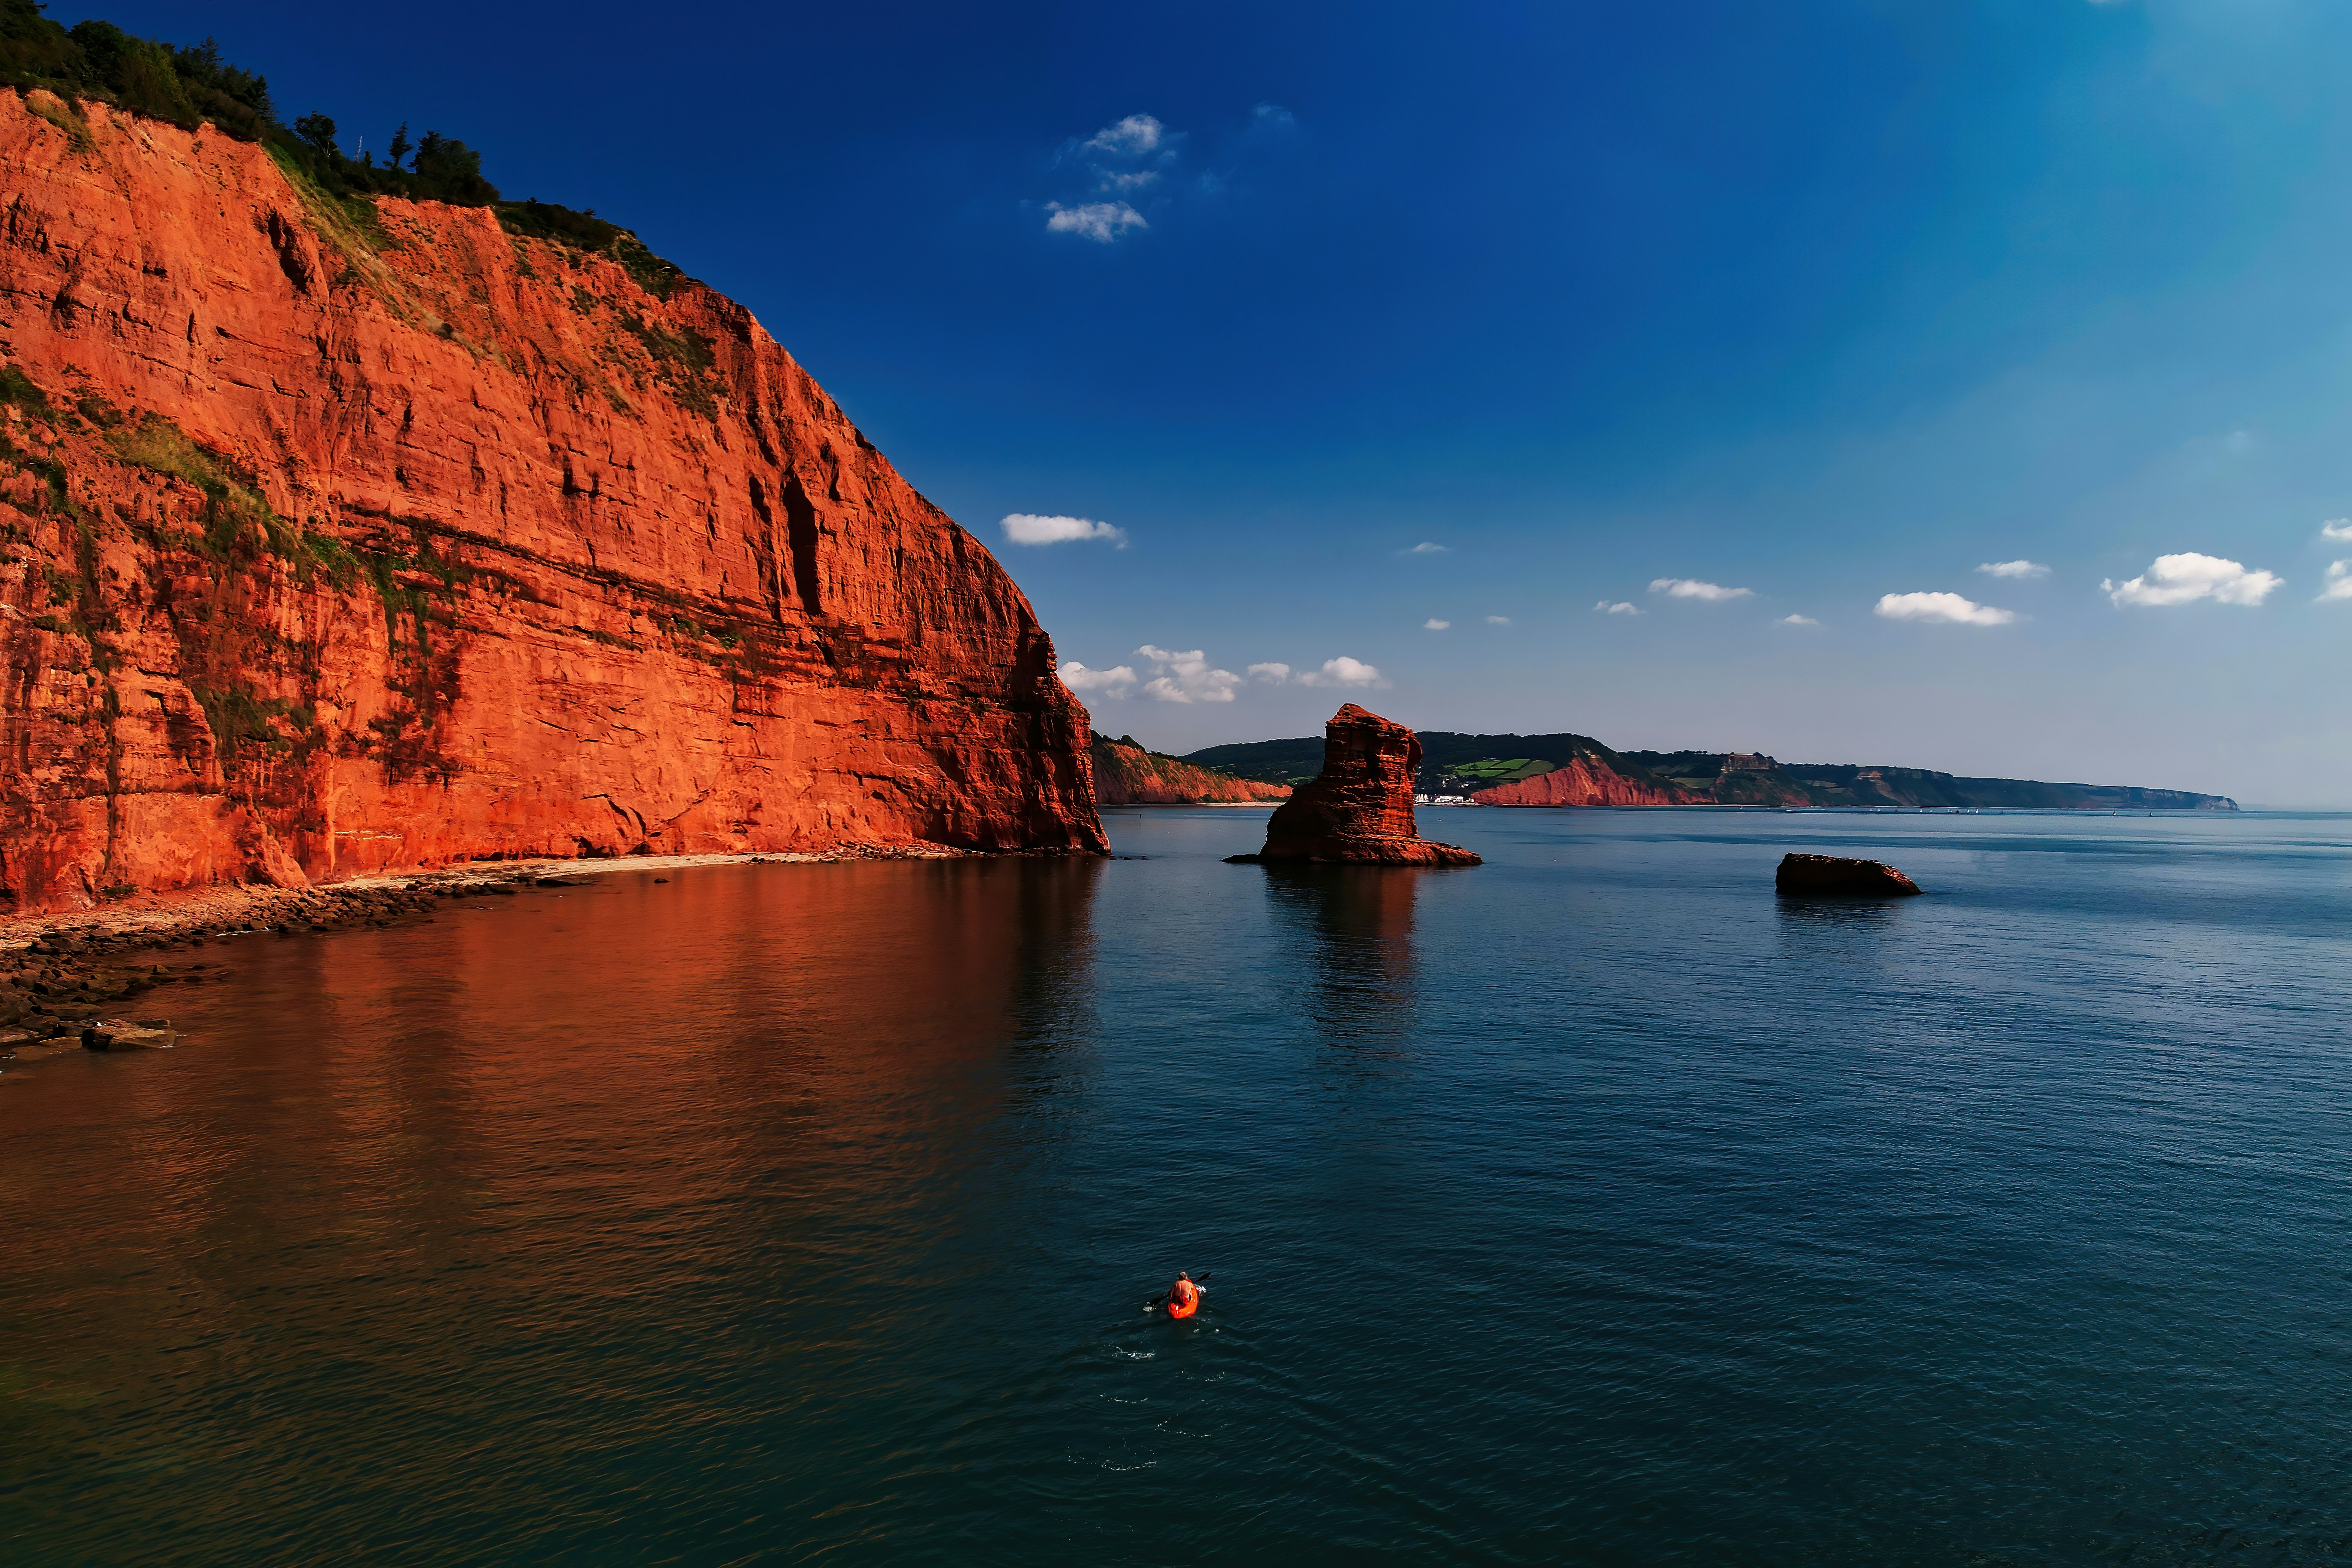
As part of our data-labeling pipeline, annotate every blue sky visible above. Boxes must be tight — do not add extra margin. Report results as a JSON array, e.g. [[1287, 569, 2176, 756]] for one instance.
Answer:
[[95, 1, 2352, 802]]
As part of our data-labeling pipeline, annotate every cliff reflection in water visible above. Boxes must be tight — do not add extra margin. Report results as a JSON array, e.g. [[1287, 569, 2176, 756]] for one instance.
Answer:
[[1259, 867, 1424, 1054], [2, 859, 1108, 1555]]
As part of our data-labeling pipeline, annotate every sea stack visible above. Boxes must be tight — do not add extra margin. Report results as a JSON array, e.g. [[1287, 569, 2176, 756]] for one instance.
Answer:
[[1227, 705, 1481, 867], [1774, 854, 1923, 897]]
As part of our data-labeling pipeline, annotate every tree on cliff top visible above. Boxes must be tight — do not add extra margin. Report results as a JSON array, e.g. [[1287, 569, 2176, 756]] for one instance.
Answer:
[[0, 3, 496, 203], [0, 4, 273, 141], [0, 2, 681, 292]]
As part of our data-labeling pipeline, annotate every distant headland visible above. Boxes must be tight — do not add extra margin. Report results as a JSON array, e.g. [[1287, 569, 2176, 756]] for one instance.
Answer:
[[1184, 730, 2239, 812]]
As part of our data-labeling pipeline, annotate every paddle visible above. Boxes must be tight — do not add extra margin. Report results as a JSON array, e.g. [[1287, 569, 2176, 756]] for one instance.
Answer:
[[1141, 1272, 1212, 1314]]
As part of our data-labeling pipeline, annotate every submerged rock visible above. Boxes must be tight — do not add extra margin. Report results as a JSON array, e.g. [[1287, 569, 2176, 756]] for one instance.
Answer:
[[1775, 853, 1923, 897], [1228, 704, 1481, 867]]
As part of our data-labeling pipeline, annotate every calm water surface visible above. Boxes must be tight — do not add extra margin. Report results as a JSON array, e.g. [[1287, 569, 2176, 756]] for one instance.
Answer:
[[5, 808, 2351, 1564]]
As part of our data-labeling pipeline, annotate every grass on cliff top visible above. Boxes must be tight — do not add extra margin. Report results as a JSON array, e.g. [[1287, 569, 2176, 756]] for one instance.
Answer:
[[495, 200, 685, 301]]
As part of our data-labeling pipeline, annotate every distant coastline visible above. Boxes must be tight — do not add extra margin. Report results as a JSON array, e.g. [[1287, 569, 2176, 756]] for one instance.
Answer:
[[1186, 729, 2237, 812]]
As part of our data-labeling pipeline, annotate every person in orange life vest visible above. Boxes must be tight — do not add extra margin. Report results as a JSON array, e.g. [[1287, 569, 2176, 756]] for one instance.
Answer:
[[1167, 1272, 1200, 1318]]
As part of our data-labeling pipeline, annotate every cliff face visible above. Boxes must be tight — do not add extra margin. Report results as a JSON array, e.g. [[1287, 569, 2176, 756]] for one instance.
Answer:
[[1471, 757, 1700, 807], [1089, 735, 1289, 805], [0, 93, 1105, 913]]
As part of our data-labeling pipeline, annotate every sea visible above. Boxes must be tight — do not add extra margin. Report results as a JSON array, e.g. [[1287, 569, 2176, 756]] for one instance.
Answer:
[[5, 806, 2349, 1565]]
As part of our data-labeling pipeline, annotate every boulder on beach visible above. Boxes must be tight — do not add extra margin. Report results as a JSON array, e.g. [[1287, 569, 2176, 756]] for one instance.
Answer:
[[81, 1021, 177, 1051], [1775, 853, 1923, 897], [1228, 704, 1481, 867]]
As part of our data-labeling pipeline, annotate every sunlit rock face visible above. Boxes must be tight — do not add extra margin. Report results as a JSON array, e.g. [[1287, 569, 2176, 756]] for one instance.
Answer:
[[0, 94, 1105, 913]]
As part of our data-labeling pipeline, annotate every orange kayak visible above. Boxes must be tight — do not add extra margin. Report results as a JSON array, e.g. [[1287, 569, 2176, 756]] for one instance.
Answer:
[[1166, 1294, 1199, 1320]]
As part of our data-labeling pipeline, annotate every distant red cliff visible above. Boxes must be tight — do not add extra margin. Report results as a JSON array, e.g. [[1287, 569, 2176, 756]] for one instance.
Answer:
[[1090, 735, 1289, 805], [0, 91, 1103, 913], [1470, 757, 1700, 807]]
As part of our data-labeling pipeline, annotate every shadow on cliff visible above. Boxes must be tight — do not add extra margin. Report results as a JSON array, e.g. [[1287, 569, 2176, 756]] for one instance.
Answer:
[[1259, 866, 1423, 1056]]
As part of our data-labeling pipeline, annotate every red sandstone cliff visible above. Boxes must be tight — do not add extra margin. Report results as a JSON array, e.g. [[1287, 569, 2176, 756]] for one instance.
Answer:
[[1090, 735, 1289, 805], [1471, 757, 1700, 807], [0, 92, 1104, 914]]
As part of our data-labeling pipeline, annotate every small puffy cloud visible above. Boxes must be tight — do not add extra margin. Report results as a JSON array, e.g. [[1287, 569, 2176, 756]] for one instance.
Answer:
[[1874, 591, 2016, 626], [1061, 662, 1135, 698], [1084, 114, 1165, 158], [1596, 600, 1640, 616], [1403, 541, 1448, 555], [2318, 561, 2352, 603], [1297, 655, 1386, 688], [1045, 201, 1147, 242], [1001, 512, 1127, 547], [1650, 578, 1752, 601], [1252, 104, 1296, 129], [1137, 644, 1239, 704], [1778, 614, 1819, 626], [1097, 170, 1159, 193], [1247, 662, 1291, 683], [2103, 553, 2282, 607], [2321, 518, 2352, 542], [1424, 618, 1450, 631], [1485, 615, 1510, 625], [1978, 559, 2049, 579]]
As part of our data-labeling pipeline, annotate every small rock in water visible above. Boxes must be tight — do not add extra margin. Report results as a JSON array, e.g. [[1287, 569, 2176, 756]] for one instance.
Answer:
[[1774, 853, 1924, 897]]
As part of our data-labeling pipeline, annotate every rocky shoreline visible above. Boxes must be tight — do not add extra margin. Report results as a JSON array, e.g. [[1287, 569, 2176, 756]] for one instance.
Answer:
[[0, 846, 975, 1069]]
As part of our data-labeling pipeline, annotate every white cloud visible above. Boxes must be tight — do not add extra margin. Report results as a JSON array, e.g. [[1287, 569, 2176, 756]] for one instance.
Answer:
[[1246, 662, 1291, 683], [1596, 600, 1640, 616], [1297, 655, 1386, 688], [2321, 519, 2352, 542], [1001, 512, 1128, 547], [1097, 170, 1159, 193], [2318, 561, 2352, 603], [1874, 591, 2016, 626], [1778, 614, 1819, 626], [2103, 553, 2282, 607], [1136, 645, 1239, 704], [1977, 559, 2049, 579], [1424, 618, 1450, 631], [1403, 541, 1448, 554], [1484, 615, 1510, 625], [1650, 578, 1753, 601], [1044, 201, 1147, 242], [1252, 104, 1296, 129], [1084, 114, 1165, 158], [1061, 662, 1135, 698]]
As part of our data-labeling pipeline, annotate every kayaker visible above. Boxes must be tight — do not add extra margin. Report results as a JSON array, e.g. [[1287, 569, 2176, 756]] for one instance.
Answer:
[[1167, 1273, 1200, 1318]]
